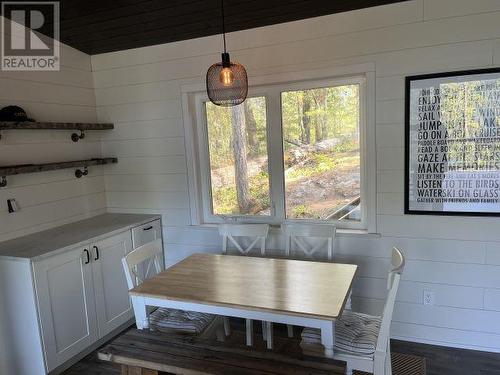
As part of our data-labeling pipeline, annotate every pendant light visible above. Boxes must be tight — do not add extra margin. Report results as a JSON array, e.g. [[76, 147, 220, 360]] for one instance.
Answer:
[[206, 0, 248, 107]]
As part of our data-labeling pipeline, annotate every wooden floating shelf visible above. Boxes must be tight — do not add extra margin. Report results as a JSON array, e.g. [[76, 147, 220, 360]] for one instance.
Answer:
[[0, 158, 118, 187], [0, 121, 114, 142], [0, 158, 117, 176], [0, 121, 114, 131]]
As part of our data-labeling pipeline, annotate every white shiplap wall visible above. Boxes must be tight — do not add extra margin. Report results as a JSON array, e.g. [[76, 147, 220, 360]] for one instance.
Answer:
[[0, 17, 106, 242], [91, 0, 500, 352]]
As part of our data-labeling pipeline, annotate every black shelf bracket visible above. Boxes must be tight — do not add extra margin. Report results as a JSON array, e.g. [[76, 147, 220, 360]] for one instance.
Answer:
[[0, 121, 114, 143], [71, 130, 85, 142], [0, 158, 118, 188], [75, 167, 89, 178]]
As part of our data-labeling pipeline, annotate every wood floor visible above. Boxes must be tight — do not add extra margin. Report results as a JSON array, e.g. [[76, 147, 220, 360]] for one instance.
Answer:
[[392, 340, 500, 375], [63, 319, 500, 375]]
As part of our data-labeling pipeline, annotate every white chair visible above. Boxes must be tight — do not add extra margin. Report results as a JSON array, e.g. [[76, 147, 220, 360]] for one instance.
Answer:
[[218, 223, 272, 347], [284, 223, 339, 339], [122, 239, 226, 340], [219, 223, 269, 256], [284, 223, 347, 306], [285, 223, 336, 260], [300, 247, 406, 375]]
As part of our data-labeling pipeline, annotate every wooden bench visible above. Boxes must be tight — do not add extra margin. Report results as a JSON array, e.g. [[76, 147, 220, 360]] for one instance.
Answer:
[[98, 328, 346, 375]]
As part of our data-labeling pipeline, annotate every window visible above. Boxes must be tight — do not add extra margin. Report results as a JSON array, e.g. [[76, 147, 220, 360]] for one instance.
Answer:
[[192, 75, 368, 229], [205, 97, 271, 216], [281, 85, 360, 221]]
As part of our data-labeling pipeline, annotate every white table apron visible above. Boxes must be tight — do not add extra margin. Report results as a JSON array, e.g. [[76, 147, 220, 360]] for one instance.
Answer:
[[131, 295, 336, 358]]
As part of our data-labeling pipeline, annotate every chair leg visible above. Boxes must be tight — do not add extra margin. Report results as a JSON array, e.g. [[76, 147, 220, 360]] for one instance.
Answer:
[[262, 320, 267, 341], [385, 342, 392, 375], [216, 325, 226, 342], [287, 324, 294, 338], [345, 291, 352, 310], [200, 316, 223, 341], [265, 322, 273, 350], [223, 317, 231, 336], [245, 319, 254, 346], [373, 353, 385, 375]]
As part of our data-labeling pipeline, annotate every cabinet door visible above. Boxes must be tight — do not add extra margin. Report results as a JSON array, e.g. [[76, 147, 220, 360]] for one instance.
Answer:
[[91, 231, 133, 338], [34, 245, 97, 372]]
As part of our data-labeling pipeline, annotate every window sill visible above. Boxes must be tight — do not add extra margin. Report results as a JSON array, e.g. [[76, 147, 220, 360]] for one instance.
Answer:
[[334, 228, 381, 238], [190, 223, 380, 238]]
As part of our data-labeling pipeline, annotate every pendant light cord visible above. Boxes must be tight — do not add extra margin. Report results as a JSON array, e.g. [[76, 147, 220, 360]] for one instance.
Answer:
[[221, 0, 227, 53]]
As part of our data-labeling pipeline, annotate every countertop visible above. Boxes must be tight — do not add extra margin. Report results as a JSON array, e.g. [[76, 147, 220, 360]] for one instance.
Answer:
[[0, 213, 161, 261]]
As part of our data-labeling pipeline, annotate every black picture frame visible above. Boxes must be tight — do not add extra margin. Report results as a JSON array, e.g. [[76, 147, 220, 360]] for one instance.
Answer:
[[404, 67, 500, 217]]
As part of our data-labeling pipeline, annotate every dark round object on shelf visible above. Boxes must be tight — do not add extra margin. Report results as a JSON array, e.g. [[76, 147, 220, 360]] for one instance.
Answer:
[[0, 105, 34, 122]]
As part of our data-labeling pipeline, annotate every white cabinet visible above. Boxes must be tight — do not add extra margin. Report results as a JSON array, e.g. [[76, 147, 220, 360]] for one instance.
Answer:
[[0, 214, 163, 375], [92, 231, 133, 337], [34, 231, 134, 371], [34, 244, 99, 371]]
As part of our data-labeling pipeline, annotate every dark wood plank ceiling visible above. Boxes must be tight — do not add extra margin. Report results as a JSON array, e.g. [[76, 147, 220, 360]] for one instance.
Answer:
[[5, 0, 410, 55]]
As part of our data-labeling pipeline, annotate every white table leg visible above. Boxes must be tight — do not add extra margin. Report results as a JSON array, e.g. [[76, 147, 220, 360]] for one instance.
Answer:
[[223, 317, 231, 336], [131, 296, 149, 329], [287, 324, 294, 338], [320, 321, 335, 358], [265, 322, 273, 350], [216, 317, 226, 342], [246, 319, 254, 346]]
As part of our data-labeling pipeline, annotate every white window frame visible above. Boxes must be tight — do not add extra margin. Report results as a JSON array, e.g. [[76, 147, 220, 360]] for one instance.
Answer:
[[182, 63, 376, 233], [194, 87, 274, 225]]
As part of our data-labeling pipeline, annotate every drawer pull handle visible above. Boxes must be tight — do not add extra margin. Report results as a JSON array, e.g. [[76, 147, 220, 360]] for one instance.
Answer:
[[84, 249, 90, 264], [143, 226, 153, 231], [93, 246, 99, 261]]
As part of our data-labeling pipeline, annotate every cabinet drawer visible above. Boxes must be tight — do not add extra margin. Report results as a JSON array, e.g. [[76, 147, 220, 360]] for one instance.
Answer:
[[132, 219, 162, 248]]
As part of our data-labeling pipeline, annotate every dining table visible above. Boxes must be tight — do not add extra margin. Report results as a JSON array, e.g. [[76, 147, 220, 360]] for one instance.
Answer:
[[129, 253, 357, 358]]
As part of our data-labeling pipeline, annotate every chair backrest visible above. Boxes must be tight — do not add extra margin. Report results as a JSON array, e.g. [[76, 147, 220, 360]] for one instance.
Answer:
[[122, 239, 163, 290], [375, 247, 405, 354], [284, 223, 336, 260], [219, 224, 269, 256]]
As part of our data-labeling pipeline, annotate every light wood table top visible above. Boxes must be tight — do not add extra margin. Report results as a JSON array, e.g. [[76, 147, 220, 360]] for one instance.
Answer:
[[130, 253, 357, 320]]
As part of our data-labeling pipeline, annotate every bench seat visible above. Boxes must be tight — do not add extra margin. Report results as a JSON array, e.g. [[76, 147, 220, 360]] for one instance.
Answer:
[[98, 328, 346, 375]]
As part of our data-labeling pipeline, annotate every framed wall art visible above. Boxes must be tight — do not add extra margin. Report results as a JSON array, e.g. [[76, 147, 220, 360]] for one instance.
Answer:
[[405, 68, 500, 216]]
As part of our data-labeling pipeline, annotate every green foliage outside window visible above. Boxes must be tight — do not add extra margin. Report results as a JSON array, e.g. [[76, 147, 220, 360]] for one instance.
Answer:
[[205, 84, 361, 221]]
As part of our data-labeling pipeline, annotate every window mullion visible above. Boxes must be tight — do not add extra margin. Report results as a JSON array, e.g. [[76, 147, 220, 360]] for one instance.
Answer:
[[266, 88, 286, 222]]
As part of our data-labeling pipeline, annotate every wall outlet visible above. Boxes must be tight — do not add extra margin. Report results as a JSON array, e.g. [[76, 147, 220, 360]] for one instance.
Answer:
[[423, 290, 435, 306]]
